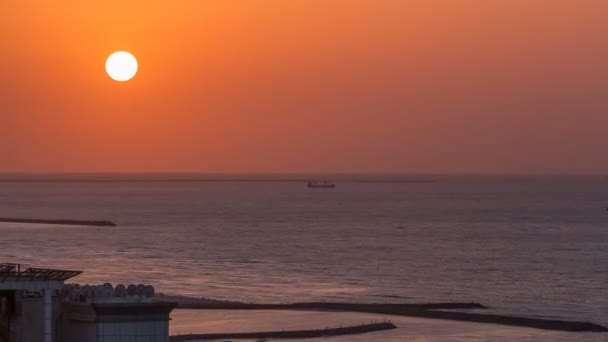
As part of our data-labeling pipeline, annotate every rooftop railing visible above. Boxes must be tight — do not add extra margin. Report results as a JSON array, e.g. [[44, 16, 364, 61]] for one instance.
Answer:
[[0, 263, 81, 282]]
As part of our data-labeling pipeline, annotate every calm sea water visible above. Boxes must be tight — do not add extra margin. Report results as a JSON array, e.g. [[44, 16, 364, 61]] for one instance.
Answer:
[[0, 175, 607, 333]]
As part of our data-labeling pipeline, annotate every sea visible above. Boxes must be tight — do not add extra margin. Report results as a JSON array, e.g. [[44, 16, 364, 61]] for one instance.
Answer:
[[0, 175, 606, 340]]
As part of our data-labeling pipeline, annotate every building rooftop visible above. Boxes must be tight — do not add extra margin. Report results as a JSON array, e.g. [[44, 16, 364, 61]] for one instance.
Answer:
[[0, 263, 82, 290]]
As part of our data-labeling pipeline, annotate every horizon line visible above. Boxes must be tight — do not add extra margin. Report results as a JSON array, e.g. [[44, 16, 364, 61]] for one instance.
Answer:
[[0, 172, 605, 184]]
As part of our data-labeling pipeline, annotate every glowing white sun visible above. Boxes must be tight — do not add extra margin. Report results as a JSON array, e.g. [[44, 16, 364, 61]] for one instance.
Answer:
[[105, 51, 138, 82]]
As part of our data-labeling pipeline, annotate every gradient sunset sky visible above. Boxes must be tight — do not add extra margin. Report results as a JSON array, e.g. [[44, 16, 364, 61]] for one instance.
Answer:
[[1, 1, 607, 174]]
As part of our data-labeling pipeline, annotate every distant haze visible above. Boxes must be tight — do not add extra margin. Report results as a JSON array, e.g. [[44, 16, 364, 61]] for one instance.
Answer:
[[1, 1, 607, 174]]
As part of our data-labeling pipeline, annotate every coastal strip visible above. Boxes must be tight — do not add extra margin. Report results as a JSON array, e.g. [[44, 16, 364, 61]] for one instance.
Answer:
[[0, 217, 117, 227], [170, 322, 396, 341], [171, 300, 608, 333]]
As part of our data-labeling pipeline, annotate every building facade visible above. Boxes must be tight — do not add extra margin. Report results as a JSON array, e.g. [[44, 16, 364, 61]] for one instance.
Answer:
[[1, 263, 176, 342]]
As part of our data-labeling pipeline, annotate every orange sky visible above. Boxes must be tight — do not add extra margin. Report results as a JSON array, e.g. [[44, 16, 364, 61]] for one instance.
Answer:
[[1, 0, 607, 174]]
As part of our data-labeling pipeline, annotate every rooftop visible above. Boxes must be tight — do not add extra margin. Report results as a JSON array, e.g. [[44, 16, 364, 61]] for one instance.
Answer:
[[0, 263, 82, 289]]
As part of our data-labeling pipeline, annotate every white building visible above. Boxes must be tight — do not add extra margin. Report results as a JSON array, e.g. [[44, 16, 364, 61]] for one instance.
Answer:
[[0, 263, 176, 342], [0, 263, 81, 342], [59, 300, 176, 342]]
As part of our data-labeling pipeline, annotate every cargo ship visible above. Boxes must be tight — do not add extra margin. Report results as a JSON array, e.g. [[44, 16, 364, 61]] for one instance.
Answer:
[[307, 181, 336, 188]]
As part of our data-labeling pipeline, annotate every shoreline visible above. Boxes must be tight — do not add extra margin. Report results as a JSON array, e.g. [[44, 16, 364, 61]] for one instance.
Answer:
[[160, 296, 608, 333]]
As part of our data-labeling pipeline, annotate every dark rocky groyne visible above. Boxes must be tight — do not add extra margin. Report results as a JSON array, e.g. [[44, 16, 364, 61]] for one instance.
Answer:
[[170, 322, 396, 341], [410, 310, 608, 332], [0, 217, 117, 227], [172, 300, 608, 333]]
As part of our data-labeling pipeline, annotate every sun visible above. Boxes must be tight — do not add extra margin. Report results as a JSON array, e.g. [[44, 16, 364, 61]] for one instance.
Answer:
[[105, 51, 138, 82]]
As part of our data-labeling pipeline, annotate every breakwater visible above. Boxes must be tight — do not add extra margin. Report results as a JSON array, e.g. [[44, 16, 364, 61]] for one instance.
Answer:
[[170, 322, 396, 341], [411, 310, 608, 332], [0, 217, 117, 227], [173, 301, 608, 332]]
